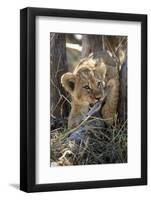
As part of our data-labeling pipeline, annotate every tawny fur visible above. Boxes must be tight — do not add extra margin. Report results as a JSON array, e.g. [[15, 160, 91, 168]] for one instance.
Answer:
[[61, 54, 119, 129]]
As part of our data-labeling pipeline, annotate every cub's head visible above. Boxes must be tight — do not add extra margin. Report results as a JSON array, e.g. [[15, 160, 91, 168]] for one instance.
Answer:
[[61, 59, 107, 106]]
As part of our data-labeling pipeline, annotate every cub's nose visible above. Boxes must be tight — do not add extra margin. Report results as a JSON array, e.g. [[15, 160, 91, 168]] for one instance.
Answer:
[[95, 94, 102, 101], [95, 97, 101, 101]]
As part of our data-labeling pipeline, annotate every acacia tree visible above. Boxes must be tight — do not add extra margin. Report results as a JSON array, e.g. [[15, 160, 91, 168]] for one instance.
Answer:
[[50, 33, 68, 118]]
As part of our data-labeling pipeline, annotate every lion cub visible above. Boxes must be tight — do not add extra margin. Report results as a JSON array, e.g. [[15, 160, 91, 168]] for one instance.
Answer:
[[61, 54, 119, 129]]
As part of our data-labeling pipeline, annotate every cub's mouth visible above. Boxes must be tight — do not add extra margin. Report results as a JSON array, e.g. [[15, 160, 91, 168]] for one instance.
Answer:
[[89, 95, 106, 108]]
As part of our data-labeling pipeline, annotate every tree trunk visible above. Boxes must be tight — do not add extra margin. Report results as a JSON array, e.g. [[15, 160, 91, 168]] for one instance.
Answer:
[[118, 54, 127, 123], [81, 35, 104, 58], [50, 33, 68, 118]]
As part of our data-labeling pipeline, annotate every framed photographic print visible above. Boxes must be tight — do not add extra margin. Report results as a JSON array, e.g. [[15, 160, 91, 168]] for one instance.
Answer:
[[20, 7, 147, 192]]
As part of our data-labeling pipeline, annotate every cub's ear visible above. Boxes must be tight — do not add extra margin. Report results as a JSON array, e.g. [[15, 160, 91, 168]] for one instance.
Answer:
[[61, 72, 76, 94]]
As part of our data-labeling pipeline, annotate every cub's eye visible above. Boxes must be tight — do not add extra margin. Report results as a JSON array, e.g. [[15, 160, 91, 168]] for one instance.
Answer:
[[97, 82, 102, 87], [83, 85, 90, 90], [97, 81, 105, 87]]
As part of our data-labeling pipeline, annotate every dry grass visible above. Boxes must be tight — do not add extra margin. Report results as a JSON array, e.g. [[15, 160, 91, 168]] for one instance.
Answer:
[[50, 116, 127, 166]]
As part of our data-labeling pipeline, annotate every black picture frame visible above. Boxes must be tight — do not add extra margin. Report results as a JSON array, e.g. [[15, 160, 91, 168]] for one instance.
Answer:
[[20, 7, 147, 192]]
